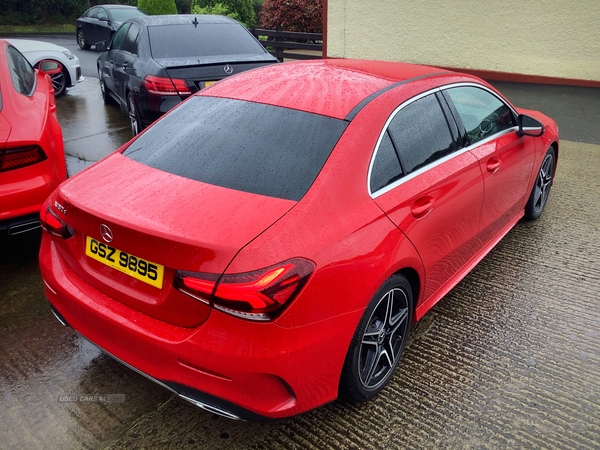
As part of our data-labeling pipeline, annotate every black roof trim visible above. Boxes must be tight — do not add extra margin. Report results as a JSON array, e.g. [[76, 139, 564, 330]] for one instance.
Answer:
[[344, 71, 448, 121]]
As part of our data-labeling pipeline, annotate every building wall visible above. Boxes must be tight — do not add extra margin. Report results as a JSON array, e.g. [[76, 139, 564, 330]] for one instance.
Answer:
[[327, 0, 600, 83]]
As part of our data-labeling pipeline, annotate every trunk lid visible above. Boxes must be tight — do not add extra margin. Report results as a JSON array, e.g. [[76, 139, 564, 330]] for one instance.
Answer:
[[157, 56, 277, 91], [53, 153, 296, 327]]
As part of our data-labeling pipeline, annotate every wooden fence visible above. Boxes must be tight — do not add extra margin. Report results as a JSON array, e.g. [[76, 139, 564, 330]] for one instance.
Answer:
[[250, 28, 323, 62]]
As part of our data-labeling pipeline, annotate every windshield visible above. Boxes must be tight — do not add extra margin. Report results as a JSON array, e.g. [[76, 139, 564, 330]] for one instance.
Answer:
[[109, 8, 146, 21], [148, 23, 266, 59], [124, 97, 348, 201]]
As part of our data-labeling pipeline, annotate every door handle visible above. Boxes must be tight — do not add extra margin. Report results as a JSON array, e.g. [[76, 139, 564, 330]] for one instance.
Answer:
[[411, 196, 435, 219], [486, 157, 501, 173]]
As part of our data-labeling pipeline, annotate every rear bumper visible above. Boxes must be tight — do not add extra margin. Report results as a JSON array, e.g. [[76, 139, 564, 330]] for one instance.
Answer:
[[40, 235, 356, 419]]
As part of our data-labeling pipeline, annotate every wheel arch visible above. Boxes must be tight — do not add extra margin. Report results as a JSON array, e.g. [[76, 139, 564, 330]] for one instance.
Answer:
[[394, 267, 421, 320], [550, 141, 559, 179]]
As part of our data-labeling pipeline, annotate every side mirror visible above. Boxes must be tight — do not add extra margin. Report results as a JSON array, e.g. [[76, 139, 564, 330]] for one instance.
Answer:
[[99, 17, 109, 22], [518, 114, 545, 137], [38, 60, 62, 75], [95, 41, 108, 52]]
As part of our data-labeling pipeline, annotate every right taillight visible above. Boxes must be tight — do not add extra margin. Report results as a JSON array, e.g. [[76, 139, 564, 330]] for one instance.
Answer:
[[0, 145, 47, 172], [40, 201, 74, 239], [175, 258, 315, 321], [144, 75, 191, 96]]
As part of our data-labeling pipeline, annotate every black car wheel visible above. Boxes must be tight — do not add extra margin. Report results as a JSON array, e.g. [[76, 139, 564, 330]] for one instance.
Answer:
[[127, 93, 143, 136], [340, 274, 413, 401], [524, 146, 556, 221], [77, 29, 90, 50], [98, 74, 114, 104]]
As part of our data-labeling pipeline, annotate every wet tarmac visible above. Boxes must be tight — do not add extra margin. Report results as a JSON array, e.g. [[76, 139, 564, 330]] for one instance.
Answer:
[[1, 79, 599, 449]]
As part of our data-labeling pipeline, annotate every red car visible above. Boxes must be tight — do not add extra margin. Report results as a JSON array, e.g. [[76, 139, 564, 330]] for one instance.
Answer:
[[0, 40, 67, 236], [39, 59, 558, 420]]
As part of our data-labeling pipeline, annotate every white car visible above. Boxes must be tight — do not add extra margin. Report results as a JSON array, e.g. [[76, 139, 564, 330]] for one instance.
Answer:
[[7, 39, 84, 97]]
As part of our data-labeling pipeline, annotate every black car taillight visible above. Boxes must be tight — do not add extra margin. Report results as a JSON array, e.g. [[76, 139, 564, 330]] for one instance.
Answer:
[[144, 75, 191, 96], [40, 201, 74, 239], [0, 145, 47, 172], [175, 258, 315, 321]]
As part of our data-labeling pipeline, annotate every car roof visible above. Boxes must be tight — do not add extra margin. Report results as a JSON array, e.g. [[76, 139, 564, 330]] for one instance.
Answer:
[[96, 4, 138, 9], [130, 14, 238, 27], [204, 59, 468, 120]]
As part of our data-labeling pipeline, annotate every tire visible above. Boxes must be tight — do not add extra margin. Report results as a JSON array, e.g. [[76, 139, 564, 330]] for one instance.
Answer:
[[98, 73, 114, 104], [524, 146, 556, 221], [340, 274, 413, 401], [77, 29, 90, 50], [127, 93, 143, 137]]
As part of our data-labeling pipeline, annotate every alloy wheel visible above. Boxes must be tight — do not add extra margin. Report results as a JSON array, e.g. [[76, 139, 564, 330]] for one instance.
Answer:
[[532, 152, 554, 213], [358, 287, 409, 389]]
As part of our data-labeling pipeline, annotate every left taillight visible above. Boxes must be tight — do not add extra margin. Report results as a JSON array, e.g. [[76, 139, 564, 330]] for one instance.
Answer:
[[0, 146, 47, 172], [40, 201, 74, 239], [175, 258, 315, 321], [144, 75, 191, 96]]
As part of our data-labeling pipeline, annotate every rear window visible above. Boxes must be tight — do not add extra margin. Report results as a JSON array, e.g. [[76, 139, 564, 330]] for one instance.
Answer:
[[123, 97, 348, 201], [148, 23, 266, 59]]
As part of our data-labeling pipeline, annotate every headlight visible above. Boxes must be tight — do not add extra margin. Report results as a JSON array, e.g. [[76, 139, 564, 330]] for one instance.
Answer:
[[63, 51, 75, 60]]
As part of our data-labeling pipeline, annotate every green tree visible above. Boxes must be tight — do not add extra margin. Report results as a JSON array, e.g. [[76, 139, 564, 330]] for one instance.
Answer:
[[191, 0, 254, 26], [138, 0, 177, 15]]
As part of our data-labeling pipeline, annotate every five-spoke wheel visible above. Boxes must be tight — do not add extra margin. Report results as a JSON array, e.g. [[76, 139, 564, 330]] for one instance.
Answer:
[[127, 93, 142, 137], [77, 29, 90, 50], [340, 274, 413, 401], [524, 147, 555, 220]]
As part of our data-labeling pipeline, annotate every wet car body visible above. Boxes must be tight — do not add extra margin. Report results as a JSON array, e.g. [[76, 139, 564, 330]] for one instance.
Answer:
[[6, 38, 83, 97], [76, 4, 146, 50], [39, 60, 559, 420], [0, 40, 66, 236], [96, 15, 278, 135]]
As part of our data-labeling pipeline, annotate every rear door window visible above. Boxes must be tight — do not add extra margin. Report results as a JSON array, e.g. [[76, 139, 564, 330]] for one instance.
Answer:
[[387, 93, 457, 175], [124, 97, 348, 201], [111, 23, 130, 50]]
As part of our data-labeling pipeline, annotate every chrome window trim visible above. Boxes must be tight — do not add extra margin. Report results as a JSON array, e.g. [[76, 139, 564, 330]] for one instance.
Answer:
[[368, 82, 518, 199]]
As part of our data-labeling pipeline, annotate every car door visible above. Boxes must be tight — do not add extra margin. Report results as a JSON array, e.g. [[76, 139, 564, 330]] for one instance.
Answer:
[[442, 85, 536, 245], [102, 23, 131, 104], [96, 7, 112, 43], [112, 23, 140, 102], [371, 91, 484, 305], [81, 7, 98, 43]]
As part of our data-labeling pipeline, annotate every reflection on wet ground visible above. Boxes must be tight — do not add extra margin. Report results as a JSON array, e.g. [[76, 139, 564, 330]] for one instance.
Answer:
[[0, 80, 599, 449], [56, 78, 131, 176]]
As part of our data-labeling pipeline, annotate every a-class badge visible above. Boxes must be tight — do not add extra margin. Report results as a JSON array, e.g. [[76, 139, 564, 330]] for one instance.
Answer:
[[224, 64, 234, 74], [100, 224, 113, 243]]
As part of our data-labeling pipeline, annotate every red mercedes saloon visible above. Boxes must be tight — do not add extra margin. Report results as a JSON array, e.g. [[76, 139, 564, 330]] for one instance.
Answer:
[[39, 59, 558, 420], [0, 40, 67, 237]]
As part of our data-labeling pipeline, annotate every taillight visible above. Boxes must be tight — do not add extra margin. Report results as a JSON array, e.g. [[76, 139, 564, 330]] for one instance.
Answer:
[[144, 75, 191, 96], [175, 258, 315, 321], [40, 201, 74, 239], [0, 146, 47, 172]]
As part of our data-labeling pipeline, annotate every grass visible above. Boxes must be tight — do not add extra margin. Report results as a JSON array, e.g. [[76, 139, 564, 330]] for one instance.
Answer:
[[0, 24, 76, 34]]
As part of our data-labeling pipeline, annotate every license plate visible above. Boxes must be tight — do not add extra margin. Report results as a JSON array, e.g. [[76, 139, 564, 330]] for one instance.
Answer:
[[85, 236, 164, 289], [204, 80, 217, 88]]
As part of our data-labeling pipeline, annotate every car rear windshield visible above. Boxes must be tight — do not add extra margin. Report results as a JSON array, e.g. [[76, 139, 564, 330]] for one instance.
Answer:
[[123, 97, 348, 201], [148, 23, 266, 59]]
